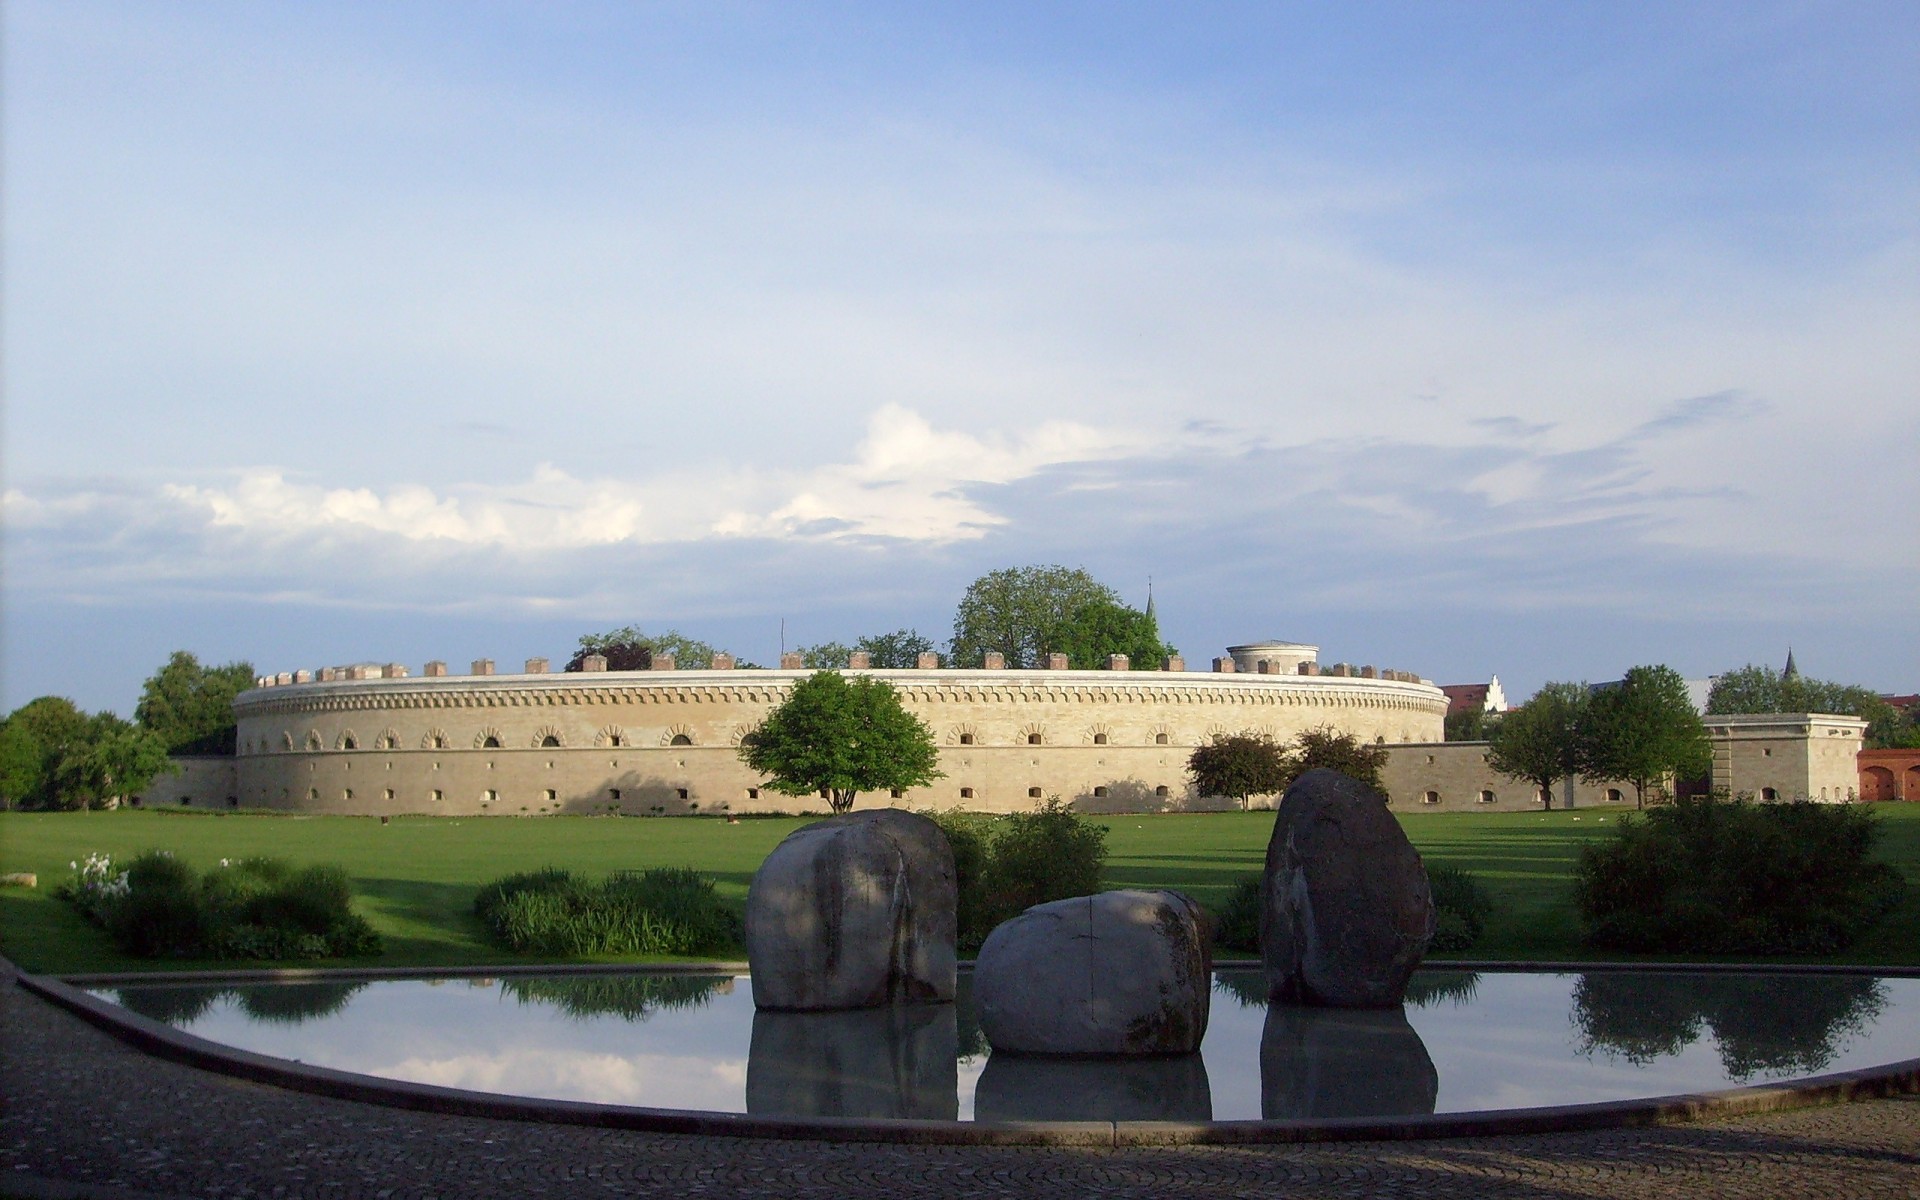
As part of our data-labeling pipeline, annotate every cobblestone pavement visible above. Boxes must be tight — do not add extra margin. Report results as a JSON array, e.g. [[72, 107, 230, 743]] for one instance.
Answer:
[[4, 980, 1918, 1200]]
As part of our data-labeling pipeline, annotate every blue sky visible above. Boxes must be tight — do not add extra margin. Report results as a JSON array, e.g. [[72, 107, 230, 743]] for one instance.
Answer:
[[5, 2, 1916, 715]]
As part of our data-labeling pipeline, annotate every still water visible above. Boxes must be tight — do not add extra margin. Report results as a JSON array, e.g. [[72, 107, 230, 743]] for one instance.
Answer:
[[96, 969, 1920, 1123]]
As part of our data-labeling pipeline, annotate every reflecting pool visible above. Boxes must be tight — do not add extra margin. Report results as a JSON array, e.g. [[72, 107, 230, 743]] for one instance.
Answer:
[[94, 969, 1920, 1123]]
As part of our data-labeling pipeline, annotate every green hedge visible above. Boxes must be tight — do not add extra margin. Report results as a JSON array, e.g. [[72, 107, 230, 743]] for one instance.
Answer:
[[1574, 795, 1908, 955], [473, 866, 739, 957]]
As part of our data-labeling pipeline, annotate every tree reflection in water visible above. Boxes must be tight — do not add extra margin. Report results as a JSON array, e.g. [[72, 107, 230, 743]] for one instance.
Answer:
[[501, 973, 733, 1022], [1573, 972, 1887, 1080], [113, 981, 368, 1025]]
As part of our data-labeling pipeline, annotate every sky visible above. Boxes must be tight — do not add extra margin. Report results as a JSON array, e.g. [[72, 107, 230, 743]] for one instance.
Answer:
[[4, 1, 1917, 716]]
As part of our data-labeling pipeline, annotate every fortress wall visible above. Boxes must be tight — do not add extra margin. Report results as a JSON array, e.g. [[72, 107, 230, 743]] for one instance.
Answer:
[[1706, 714, 1868, 802], [214, 667, 1446, 816], [130, 756, 238, 810]]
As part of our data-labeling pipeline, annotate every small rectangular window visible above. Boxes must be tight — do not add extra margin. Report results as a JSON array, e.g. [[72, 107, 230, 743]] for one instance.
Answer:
[[1028, 787, 1043, 798], [960, 787, 974, 799], [746, 787, 760, 800], [677, 788, 690, 800]]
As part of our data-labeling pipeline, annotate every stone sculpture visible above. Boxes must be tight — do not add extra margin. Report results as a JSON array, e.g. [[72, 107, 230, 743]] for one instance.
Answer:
[[974, 889, 1211, 1055], [744, 809, 956, 1010], [1261, 768, 1434, 1007], [974, 1051, 1212, 1122]]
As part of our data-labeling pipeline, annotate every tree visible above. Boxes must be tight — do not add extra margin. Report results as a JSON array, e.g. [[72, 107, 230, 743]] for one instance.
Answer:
[[1188, 733, 1290, 810], [737, 672, 943, 813], [1578, 665, 1711, 809], [856, 628, 937, 669], [564, 626, 756, 671], [948, 565, 1120, 668], [134, 651, 257, 755], [797, 641, 856, 670], [1048, 598, 1176, 670], [1287, 725, 1389, 791], [564, 627, 653, 671], [1707, 663, 1912, 750], [1443, 707, 1489, 742], [0, 698, 173, 810], [1486, 681, 1590, 810]]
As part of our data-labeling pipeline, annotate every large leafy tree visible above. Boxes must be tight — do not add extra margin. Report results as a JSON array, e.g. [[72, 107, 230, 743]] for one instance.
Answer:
[[0, 697, 173, 810], [948, 565, 1121, 669], [1578, 665, 1711, 809], [134, 651, 257, 755], [738, 672, 942, 813], [1049, 598, 1176, 670], [1486, 681, 1590, 810], [796, 641, 856, 670], [1707, 663, 1914, 749], [1188, 733, 1290, 810]]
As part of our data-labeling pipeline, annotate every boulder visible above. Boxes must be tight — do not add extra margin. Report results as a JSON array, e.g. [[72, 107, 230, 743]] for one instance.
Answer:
[[745, 809, 956, 1010], [1262, 768, 1434, 1007], [975, 889, 1210, 1055], [1260, 1003, 1438, 1119], [746, 1003, 958, 1121]]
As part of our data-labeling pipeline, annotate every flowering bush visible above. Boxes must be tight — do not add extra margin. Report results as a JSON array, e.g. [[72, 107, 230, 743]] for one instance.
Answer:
[[57, 851, 381, 961]]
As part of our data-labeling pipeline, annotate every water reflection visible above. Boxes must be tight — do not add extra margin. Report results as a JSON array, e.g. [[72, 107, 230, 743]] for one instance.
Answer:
[[1573, 972, 1888, 1081], [746, 1004, 958, 1120], [975, 1053, 1212, 1122], [1214, 969, 1481, 1010], [501, 974, 732, 1022], [116, 981, 366, 1026], [1260, 1005, 1438, 1119]]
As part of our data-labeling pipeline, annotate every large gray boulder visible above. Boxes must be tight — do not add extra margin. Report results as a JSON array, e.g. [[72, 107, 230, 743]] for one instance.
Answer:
[[975, 889, 1210, 1056], [745, 809, 957, 1011], [1262, 768, 1434, 1008]]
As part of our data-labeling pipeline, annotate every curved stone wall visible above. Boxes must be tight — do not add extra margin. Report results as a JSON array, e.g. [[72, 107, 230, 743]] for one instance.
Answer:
[[224, 667, 1447, 816]]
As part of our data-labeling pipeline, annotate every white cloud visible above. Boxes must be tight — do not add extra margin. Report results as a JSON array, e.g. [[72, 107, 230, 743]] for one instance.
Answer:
[[131, 405, 1168, 552]]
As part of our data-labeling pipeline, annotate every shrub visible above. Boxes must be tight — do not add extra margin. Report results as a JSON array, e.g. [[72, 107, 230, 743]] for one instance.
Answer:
[[473, 867, 739, 958], [923, 809, 996, 948], [978, 797, 1107, 933], [1426, 864, 1493, 953], [1574, 794, 1908, 956], [1213, 876, 1263, 954], [58, 852, 381, 960]]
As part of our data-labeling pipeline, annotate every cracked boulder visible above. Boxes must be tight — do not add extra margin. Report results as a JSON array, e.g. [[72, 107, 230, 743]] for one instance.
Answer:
[[745, 809, 957, 1010], [974, 889, 1211, 1055]]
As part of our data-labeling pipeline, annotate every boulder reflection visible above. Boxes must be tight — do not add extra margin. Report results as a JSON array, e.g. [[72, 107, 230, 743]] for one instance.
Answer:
[[974, 1053, 1212, 1122], [1260, 1004, 1438, 1120], [747, 1004, 958, 1121], [1573, 972, 1888, 1081]]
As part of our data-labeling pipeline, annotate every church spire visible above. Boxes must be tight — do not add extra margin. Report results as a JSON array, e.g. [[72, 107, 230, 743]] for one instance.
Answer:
[[1144, 577, 1156, 625], [1783, 647, 1799, 679]]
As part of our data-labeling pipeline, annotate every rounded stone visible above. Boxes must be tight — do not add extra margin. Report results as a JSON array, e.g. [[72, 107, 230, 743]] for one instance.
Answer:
[[974, 889, 1211, 1056], [745, 808, 957, 1011]]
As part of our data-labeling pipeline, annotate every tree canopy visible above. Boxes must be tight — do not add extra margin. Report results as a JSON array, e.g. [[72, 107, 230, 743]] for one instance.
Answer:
[[1578, 665, 1711, 808], [855, 628, 937, 669], [949, 565, 1166, 669], [564, 626, 756, 671], [0, 696, 174, 811], [134, 651, 257, 755], [737, 672, 942, 813], [1707, 663, 1916, 749], [1048, 597, 1176, 670], [1486, 681, 1590, 810], [1289, 725, 1389, 791], [1187, 733, 1290, 810]]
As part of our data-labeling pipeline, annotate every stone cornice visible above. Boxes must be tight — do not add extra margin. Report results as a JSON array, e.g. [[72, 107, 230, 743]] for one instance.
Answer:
[[235, 668, 1447, 719]]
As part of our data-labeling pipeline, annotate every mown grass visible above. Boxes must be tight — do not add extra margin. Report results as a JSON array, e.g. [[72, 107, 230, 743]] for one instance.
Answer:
[[4, 804, 1917, 974]]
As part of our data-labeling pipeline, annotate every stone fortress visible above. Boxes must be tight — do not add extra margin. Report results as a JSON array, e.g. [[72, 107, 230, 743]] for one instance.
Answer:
[[140, 638, 1870, 817]]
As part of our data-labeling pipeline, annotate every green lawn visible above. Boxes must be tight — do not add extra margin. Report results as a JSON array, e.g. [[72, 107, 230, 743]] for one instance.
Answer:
[[4, 805, 1917, 974]]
